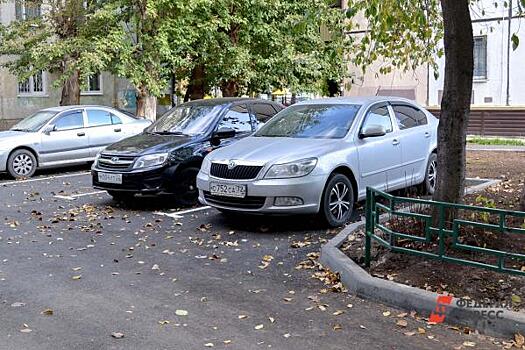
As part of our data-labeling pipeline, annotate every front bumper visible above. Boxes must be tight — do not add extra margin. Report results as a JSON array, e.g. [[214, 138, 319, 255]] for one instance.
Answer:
[[0, 150, 8, 172], [197, 171, 327, 214], [92, 166, 169, 193]]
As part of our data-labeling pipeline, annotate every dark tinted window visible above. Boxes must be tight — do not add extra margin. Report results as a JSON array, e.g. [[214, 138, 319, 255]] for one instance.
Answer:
[[111, 114, 122, 125], [54, 111, 84, 131], [87, 109, 112, 127], [392, 105, 428, 130], [217, 104, 252, 133], [252, 103, 278, 122], [256, 104, 361, 139], [362, 105, 392, 133]]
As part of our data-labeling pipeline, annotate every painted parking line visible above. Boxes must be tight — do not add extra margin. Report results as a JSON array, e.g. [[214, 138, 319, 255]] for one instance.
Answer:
[[155, 206, 212, 219], [0, 171, 91, 186], [54, 190, 108, 200]]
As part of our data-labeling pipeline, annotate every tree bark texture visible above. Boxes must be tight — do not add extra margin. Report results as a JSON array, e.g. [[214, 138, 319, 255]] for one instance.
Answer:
[[60, 68, 81, 106], [433, 0, 474, 211], [136, 86, 157, 121]]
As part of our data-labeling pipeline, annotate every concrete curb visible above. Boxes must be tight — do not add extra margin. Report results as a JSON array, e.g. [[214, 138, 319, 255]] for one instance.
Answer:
[[320, 180, 525, 338]]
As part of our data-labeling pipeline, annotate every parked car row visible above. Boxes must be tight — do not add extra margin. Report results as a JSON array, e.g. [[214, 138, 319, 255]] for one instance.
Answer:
[[0, 96, 438, 227]]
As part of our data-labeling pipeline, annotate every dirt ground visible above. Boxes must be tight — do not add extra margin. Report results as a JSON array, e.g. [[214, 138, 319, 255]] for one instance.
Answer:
[[343, 151, 525, 310]]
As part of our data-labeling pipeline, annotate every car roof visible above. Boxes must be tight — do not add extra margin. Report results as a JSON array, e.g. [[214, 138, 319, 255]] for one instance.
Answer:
[[181, 98, 282, 107], [41, 105, 119, 113], [295, 96, 418, 107]]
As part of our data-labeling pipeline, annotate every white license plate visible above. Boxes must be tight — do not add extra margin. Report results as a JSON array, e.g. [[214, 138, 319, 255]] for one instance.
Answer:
[[210, 182, 246, 198], [98, 172, 123, 184]]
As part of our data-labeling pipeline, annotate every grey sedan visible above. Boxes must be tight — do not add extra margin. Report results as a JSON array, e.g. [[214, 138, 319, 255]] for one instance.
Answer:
[[0, 106, 151, 178], [197, 96, 438, 227]]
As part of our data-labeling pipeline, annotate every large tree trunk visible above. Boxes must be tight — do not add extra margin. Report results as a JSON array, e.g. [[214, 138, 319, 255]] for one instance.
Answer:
[[184, 64, 207, 102], [136, 86, 157, 121], [221, 80, 239, 97], [433, 0, 474, 213], [60, 69, 80, 106]]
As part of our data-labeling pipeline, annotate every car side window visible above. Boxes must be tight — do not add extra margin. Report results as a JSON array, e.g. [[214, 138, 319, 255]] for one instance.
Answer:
[[252, 103, 278, 123], [362, 105, 393, 134], [217, 104, 253, 133], [111, 114, 122, 125], [87, 109, 112, 127], [54, 111, 84, 131], [392, 105, 428, 130]]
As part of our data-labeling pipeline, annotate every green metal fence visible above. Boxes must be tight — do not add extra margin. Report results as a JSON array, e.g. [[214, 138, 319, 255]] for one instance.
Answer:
[[364, 187, 525, 275]]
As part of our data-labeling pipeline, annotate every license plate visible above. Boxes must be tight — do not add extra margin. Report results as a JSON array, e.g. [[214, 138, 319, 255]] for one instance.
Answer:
[[98, 172, 123, 184], [210, 182, 246, 198]]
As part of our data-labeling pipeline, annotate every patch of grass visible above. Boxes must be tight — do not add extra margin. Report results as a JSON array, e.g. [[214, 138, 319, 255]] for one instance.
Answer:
[[468, 137, 525, 146]]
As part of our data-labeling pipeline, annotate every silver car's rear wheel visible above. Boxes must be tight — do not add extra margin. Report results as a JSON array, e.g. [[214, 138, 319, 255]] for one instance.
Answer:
[[321, 174, 354, 227], [423, 153, 437, 195], [7, 149, 37, 179]]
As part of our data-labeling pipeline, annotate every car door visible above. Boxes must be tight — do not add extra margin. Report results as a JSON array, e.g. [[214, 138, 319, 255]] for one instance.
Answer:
[[213, 103, 254, 148], [85, 108, 125, 156], [39, 109, 90, 164], [390, 103, 432, 185], [355, 103, 404, 192]]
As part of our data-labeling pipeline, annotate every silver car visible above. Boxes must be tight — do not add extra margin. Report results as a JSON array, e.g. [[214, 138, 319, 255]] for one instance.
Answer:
[[0, 106, 151, 178], [197, 96, 438, 227]]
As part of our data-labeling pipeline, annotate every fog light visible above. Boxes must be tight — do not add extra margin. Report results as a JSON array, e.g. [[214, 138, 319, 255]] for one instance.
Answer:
[[274, 197, 304, 206]]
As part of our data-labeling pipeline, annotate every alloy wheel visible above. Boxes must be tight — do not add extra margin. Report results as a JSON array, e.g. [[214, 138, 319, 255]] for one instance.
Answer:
[[427, 160, 437, 192], [12, 154, 34, 176], [328, 182, 352, 221]]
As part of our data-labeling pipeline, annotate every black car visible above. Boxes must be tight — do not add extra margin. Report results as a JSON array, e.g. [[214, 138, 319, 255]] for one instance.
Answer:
[[91, 98, 283, 204]]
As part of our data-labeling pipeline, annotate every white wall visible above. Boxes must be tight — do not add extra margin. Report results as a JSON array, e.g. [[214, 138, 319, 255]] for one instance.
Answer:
[[429, 0, 525, 107]]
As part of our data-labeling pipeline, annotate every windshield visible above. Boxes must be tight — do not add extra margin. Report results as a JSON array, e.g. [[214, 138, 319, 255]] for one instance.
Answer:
[[10, 111, 58, 132], [255, 104, 361, 139], [147, 104, 223, 136]]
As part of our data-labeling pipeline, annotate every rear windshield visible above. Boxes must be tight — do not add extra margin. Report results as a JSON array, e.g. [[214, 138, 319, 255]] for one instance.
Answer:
[[255, 104, 361, 139]]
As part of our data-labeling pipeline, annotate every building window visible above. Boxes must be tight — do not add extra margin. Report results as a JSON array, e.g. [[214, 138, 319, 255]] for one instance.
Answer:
[[18, 71, 45, 95], [15, 0, 41, 20], [82, 73, 102, 95], [473, 36, 487, 79]]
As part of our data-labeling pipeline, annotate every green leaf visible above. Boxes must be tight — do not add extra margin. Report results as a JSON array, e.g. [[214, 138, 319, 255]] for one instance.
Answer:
[[512, 33, 520, 51]]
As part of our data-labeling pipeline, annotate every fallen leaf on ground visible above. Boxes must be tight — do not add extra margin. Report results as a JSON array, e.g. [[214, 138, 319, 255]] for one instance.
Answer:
[[396, 320, 408, 328], [111, 332, 124, 339], [463, 341, 476, 347], [254, 324, 264, 330], [175, 309, 188, 316], [41, 309, 53, 316], [382, 311, 391, 317]]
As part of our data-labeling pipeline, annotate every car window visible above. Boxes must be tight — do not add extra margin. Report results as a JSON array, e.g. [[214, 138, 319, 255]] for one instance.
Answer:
[[362, 105, 393, 133], [217, 104, 253, 133], [111, 114, 122, 125], [87, 109, 112, 127], [255, 104, 361, 139], [392, 104, 428, 130], [252, 103, 278, 123], [54, 111, 84, 131]]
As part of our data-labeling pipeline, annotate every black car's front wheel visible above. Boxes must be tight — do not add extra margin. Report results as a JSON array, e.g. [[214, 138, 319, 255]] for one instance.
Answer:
[[7, 149, 37, 179], [175, 167, 200, 206], [320, 174, 354, 227]]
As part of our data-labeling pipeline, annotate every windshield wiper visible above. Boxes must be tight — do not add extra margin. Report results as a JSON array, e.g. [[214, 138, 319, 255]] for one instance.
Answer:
[[151, 131, 188, 136], [11, 128, 31, 132]]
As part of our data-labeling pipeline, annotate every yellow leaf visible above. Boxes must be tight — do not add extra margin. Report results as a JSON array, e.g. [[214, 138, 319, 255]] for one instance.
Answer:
[[396, 319, 408, 328], [417, 327, 426, 334], [72, 275, 81, 280], [382, 311, 391, 317], [41, 309, 53, 316], [515, 333, 525, 346]]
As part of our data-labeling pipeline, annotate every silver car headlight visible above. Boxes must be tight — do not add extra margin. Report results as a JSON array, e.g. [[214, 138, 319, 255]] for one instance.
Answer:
[[201, 156, 212, 174], [132, 153, 169, 169], [265, 158, 317, 179]]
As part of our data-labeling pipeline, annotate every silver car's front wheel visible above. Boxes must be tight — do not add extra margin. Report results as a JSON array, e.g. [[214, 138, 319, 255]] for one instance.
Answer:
[[7, 149, 37, 179], [321, 174, 354, 227]]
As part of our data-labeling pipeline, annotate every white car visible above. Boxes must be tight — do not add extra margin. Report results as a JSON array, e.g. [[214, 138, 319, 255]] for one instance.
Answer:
[[197, 96, 438, 227], [0, 106, 151, 178]]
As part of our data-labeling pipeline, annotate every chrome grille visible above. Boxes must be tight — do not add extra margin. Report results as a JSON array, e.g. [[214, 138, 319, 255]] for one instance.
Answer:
[[210, 163, 263, 180], [97, 154, 136, 171]]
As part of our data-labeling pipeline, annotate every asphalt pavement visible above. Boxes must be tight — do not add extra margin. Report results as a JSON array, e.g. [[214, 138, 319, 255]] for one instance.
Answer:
[[0, 167, 506, 349]]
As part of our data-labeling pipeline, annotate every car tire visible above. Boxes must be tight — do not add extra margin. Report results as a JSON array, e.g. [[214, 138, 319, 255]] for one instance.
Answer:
[[174, 167, 200, 207], [320, 174, 354, 228], [421, 153, 437, 195], [108, 191, 135, 202], [7, 149, 37, 179]]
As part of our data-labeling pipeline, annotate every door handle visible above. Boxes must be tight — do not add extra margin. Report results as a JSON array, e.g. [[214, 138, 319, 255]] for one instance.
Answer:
[[392, 139, 400, 145], [424, 132, 431, 138], [77, 132, 86, 137], [114, 128, 122, 132]]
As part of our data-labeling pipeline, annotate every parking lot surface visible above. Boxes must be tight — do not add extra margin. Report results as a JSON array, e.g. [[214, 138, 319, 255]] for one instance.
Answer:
[[0, 168, 501, 349]]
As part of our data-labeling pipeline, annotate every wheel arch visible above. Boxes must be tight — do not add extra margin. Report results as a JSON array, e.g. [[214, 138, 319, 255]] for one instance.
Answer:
[[328, 165, 358, 202], [8, 146, 39, 166]]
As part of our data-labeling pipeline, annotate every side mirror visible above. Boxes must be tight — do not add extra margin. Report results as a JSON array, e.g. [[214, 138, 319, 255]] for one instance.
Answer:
[[42, 124, 55, 135], [359, 124, 387, 139], [212, 127, 236, 140]]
